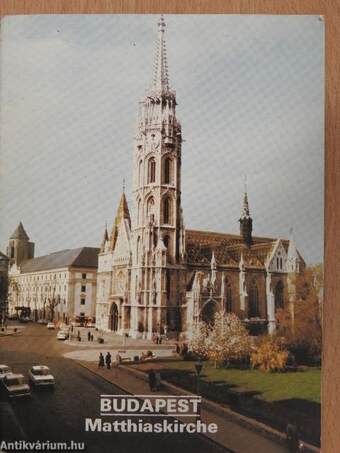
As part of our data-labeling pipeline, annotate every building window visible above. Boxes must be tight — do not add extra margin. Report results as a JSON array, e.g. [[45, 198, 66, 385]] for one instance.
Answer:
[[146, 197, 155, 222], [82, 273, 86, 280], [148, 157, 156, 183], [163, 197, 171, 224], [81, 285, 86, 293], [248, 280, 260, 318], [80, 298, 86, 305], [275, 281, 284, 311], [163, 158, 172, 184]]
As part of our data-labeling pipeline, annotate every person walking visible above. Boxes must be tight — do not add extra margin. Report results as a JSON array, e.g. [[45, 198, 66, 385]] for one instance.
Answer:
[[148, 369, 156, 392], [105, 352, 112, 370], [87, 331, 91, 342], [98, 353, 105, 368]]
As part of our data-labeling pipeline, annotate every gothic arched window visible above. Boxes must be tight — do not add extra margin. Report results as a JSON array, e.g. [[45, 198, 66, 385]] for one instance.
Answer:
[[275, 280, 284, 311], [226, 279, 232, 312], [163, 235, 170, 249], [148, 157, 156, 183], [163, 197, 171, 224], [146, 197, 155, 223], [248, 279, 260, 318], [163, 158, 172, 184]]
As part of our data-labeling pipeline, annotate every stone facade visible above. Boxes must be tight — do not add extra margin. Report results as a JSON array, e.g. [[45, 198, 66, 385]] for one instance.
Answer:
[[95, 16, 304, 340]]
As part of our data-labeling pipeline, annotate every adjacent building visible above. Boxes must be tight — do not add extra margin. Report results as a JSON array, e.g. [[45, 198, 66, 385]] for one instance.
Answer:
[[95, 16, 304, 339], [7, 222, 99, 323]]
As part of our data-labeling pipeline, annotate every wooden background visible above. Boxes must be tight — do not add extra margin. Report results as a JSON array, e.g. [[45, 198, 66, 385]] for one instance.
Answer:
[[0, 1, 338, 451]]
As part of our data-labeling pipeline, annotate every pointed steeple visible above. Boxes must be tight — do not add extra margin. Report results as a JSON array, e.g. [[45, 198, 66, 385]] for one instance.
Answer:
[[100, 224, 109, 253], [152, 15, 170, 93], [109, 192, 131, 251], [241, 191, 250, 218], [10, 221, 29, 240], [239, 179, 253, 246]]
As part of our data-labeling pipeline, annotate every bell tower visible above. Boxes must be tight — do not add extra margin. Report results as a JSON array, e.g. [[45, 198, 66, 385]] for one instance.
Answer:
[[129, 16, 185, 338], [7, 222, 34, 267]]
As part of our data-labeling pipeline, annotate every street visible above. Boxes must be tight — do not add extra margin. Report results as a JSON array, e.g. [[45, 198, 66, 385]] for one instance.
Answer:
[[0, 323, 229, 453]]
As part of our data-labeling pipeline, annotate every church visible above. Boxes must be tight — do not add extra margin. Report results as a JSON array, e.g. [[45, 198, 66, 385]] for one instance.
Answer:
[[95, 16, 304, 340]]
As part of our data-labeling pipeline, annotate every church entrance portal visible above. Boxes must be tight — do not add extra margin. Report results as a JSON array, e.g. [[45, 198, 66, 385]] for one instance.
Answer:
[[201, 300, 218, 325], [109, 303, 119, 332]]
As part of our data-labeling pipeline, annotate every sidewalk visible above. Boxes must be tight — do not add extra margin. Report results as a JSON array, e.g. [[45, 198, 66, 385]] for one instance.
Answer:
[[77, 360, 289, 453], [65, 327, 176, 350]]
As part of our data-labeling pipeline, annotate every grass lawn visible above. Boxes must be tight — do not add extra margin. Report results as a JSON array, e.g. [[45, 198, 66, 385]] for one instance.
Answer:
[[134, 359, 320, 445], [134, 360, 320, 404]]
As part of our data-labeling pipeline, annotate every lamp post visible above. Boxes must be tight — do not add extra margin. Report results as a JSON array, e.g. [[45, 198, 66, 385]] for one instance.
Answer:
[[194, 360, 203, 395], [194, 360, 203, 419]]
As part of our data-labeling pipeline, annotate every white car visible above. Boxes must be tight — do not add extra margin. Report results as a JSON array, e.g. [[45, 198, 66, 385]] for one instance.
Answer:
[[47, 322, 55, 329], [0, 365, 12, 381], [56, 330, 68, 340], [28, 365, 55, 387], [2, 373, 31, 398]]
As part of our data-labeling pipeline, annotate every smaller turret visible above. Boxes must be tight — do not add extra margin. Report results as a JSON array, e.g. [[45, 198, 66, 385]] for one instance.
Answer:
[[100, 224, 109, 253], [239, 191, 253, 247], [109, 190, 131, 252], [7, 222, 34, 267]]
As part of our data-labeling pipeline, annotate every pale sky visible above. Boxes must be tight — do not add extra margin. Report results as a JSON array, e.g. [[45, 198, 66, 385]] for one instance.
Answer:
[[0, 14, 324, 264]]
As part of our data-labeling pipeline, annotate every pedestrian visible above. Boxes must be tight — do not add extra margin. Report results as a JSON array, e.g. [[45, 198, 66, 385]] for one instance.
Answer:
[[175, 343, 180, 354], [115, 353, 122, 367], [155, 370, 161, 391], [105, 352, 112, 369], [286, 422, 299, 452], [148, 369, 156, 392], [159, 335, 162, 345], [87, 331, 91, 342], [98, 353, 104, 368], [91, 333, 94, 342]]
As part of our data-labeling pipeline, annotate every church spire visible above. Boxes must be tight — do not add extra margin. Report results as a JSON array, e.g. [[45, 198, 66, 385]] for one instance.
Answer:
[[109, 191, 131, 251], [239, 179, 253, 247], [152, 15, 170, 93]]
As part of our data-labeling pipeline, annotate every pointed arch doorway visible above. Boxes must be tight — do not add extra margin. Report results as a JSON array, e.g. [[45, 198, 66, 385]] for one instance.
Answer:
[[109, 303, 119, 332]]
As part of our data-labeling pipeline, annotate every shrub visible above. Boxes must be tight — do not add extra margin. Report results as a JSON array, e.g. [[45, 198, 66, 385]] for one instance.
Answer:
[[251, 335, 288, 372]]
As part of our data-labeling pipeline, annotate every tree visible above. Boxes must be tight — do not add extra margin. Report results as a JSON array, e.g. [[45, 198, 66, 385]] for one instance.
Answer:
[[190, 321, 209, 359], [207, 312, 251, 367], [276, 264, 323, 361], [46, 295, 61, 321], [251, 335, 288, 372]]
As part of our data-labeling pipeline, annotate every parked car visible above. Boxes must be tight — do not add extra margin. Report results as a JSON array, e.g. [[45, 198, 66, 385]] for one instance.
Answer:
[[19, 317, 30, 323], [0, 365, 12, 381], [47, 322, 55, 329], [37, 319, 48, 325], [28, 365, 55, 387], [56, 330, 68, 340], [86, 322, 95, 328], [2, 373, 31, 398]]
